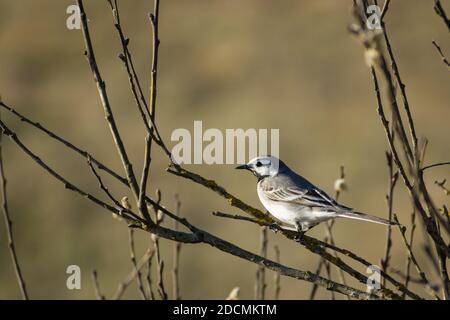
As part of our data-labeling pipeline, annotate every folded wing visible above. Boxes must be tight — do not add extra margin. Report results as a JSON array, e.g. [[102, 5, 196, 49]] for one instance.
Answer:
[[262, 184, 352, 212]]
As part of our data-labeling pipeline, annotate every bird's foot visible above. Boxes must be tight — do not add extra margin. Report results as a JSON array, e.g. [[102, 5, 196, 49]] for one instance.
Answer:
[[294, 231, 305, 242], [268, 222, 281, 232], [293, 222, 306, 241]]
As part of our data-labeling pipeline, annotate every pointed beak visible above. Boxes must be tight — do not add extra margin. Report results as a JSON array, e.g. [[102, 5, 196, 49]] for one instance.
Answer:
[[235, 164, 249, 170]]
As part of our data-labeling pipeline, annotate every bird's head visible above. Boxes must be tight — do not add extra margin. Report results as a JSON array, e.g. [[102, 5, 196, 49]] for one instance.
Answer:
[[235, 155, 285, 179]]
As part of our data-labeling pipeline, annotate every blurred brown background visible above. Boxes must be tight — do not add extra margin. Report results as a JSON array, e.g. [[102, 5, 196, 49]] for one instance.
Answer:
[[0, 0, 448, 299]]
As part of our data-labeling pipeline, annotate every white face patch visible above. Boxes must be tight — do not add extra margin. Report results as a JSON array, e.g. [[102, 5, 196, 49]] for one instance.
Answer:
[[247, 156, 279, 178]]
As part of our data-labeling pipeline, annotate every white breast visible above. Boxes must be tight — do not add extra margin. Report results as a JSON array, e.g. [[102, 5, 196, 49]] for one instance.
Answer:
[[257, 185, 336, 230], [257, 185, 300, 226]]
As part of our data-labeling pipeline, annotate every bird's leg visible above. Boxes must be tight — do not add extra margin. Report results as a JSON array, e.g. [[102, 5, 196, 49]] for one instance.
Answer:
[[294, 222, 306, 241], [294, 231, 305, 242]]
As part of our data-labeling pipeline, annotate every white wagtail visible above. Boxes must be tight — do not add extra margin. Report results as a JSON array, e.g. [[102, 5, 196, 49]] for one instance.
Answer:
[[236, 155, 396, 234]]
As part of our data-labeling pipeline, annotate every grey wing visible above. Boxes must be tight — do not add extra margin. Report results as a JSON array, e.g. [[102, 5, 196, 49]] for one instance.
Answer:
[[261, 183, 351, 212]]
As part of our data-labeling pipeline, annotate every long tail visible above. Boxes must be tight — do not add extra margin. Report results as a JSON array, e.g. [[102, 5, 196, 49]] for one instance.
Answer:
[[336, 211, 398, 226]]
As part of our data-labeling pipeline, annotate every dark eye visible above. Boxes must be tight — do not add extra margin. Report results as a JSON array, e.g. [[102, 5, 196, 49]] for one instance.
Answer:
[[256, 161, 262, 167]]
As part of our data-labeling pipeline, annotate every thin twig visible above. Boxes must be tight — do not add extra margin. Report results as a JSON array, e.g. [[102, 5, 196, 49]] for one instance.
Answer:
[[380, 0, 391, 21], [2, 94, 408, 299], [145, 251, 156, 300], [435, 179, 450, 196], [434, 0, 450, 31], [0, 119, 142, 224], [393, 215, 439, 299], [106, 0, 172, 158], [148, 0, 160, 120], [0, 113, 412, 299], [381, 151, 399, 287], [390, 268, 429, 285], [213, 211, 418, 300], [436, 242, 450, 299], [0, 97, 381, 302], [129, 229, 148, 299], [309, 259, 325, 299], [273, 245, 281, 300], [431, 41, 450, 70], [423, 244, 441, 281], [403, 209, 417, 299], [77, 0, 147, 219], [0, 114, 28, 300], [114, 248, 155, 300], [423, 161, 450, 171], [92, 270, 105, 300], [310, 165, 347, 300], [152, 190, 168, 300], [0, 101, 128, 185], [255, 227, 267, 300], [172, 194, 182, 300], [138, 135, 152, 221]]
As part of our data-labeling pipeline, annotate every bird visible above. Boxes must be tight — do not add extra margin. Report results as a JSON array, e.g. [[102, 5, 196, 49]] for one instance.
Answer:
[[236, 155, 397, 234]]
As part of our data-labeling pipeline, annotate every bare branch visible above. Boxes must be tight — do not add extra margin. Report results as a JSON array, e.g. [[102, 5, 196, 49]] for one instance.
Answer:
[[378, 0, 419, 163], [114, 248, 155, 300], [0, 114, 28, 300], [394, 215, 439, 299], [0, 119, 139, 223], [1, 115, 398, 300], [310, 165, 348, 300], [107, 0, 152, 132], [0, 119, 200, 244], [138, 135, 152, 220], [0, 101, 127, 185], [367, 45, 449, 254], [213, 211, 418, 300], [432, 41, 450, 70], [148, 0, 161, 119], [403, 209, 417, 299], [255, 227, 267, 300], [423, 161, 450, 171], [77, 0, 144, 215], [436, 242, 450, 299], [273, 245, 281, 300], [381, 151, 399, 287], [106, 0, 172, 160]]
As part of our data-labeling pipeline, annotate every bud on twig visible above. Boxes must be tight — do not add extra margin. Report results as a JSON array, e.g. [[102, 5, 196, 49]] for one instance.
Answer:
[[121, 196, 132, 210], [226, 287, 240, 300]]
